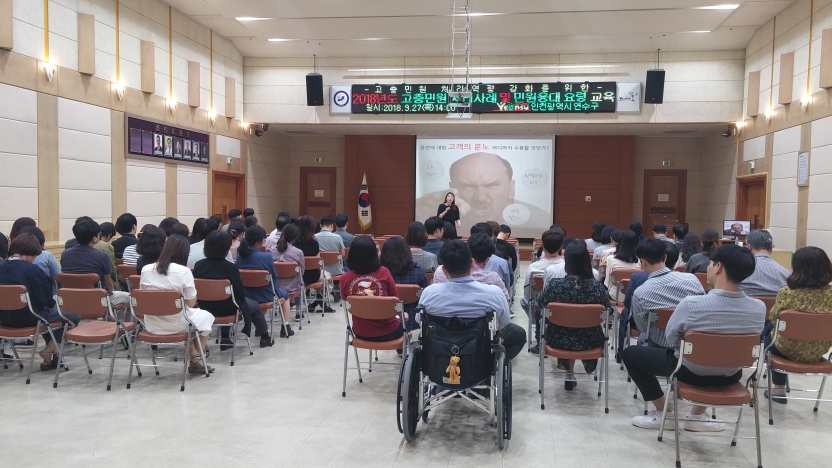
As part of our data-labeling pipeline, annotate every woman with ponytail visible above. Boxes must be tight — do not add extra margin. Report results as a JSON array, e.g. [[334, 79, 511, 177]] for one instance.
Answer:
[[685, 228, 720, 274], [227, 219, 246, 262], [237, 226, 294, 337], [272, 224, 306, 321]]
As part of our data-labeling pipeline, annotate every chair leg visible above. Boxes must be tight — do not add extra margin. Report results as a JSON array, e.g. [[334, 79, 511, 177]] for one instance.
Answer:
[[180, 341, 190, 392], [9, 341, 23, 369], [352, 342, 363, 383], [80, 344, 92, 374], [229, 325, 236, 367], [98, 344, 104, 360], [732, 405, 745, 446], [752, 382, 764, 468], [673, 381, 681, 467], [53, 334, 67, 389], [815, 375, 828, 413], [539, 329, 545, 410], [658, 379, 674, 442], [604, 342, 609, 413], [368, 349, 373, 372], [25, 324, 41, 384], [711, 407, 717, 420], [127, 340, 139, 389], [106, 336, 119, 391], [767, 360, 774, 425], [342, 332, 350, 397], [149, 344, 159, 375]]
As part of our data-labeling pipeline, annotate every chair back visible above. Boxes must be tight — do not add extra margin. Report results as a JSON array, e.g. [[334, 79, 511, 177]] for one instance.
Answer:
[[375, 238, 387, 250], [0, 285, 29, 311], [532, 274, 545, 292], [618, 279, 631, 296], [346, 296, 402, 320], [750, 296, 776, 314], [274, 261, 301, 279], [426, 272, 434, 284], [320, 251, 342, 266], [649, 307, 675, 331], [117, 264, 137, 283], [57, 288, 110, 320], [588, 250, 595, 258], [507, 238, 518, 246], [776, 310, 832, 342], [681, 331, 760, 368], [193, 278, 232, 302], [397, 284, 421, 305], [610, 268, 640, 284], [127, 275, 141, 291], [304, 256, 323, 271], [115, 258, 124, 265], [695, 272, 709, 291], [545, 303, 606, 329], [344, 247, 350, 261], [56, 272, 100, 289], [675, 265, 685, 272], [130, 290, 185, 316], [240, 269, 271, 289]]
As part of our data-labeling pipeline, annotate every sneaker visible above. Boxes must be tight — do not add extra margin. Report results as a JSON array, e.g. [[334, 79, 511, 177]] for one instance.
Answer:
[[260, 333, 275, 348], [188, 361, 215, 374], [323, 305, 336, 313], [294, 313, 302, 322], [280, 325, 295, 338], [510, 312, 516, 319], [632, 410, 676, 430], [683, 413, 725, 432], [529, 344, 540, 356]]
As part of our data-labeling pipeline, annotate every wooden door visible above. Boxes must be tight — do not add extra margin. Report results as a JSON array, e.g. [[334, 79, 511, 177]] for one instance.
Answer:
[[643, 170, 687, 229], [212, 171, 245, 224], [300, 167, 337, 219], [736, 175, 767, 230]]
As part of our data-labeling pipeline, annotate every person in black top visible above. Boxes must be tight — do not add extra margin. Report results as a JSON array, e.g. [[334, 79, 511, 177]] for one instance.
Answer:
[[293, 215, 335, 314], [492, 222, 518, 271], [437, 192, 461, 227], [188, 218, 206, 245], [193, 230, 273, 348], [0, 233, 80, 370], [135, 227, 166, 275], [112, 213, 138, 258]]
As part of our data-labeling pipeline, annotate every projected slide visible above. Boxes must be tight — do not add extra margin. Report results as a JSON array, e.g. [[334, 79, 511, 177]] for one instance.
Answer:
[[415, 138, 554, 238]]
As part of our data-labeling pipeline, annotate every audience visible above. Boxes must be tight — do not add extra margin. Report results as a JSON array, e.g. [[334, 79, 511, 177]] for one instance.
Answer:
[[94, 222, 121, 291], [685, 228, 720, 274], [380, 236, 427, 331], [676, 233, 701, 270], [490, 221, 518, 271], [60, 219, 130, 308], [222, 209, 243, 231], [431, 233, 509, 301], [765, 247, 832, 403], [672, 224, 688, 250], [630, 221, 645, 243], [0, 233, 80, 370], [123, 224, 153, 266], [405, 221, 438, 273], [193, 230, 274, 348], [244, 215, 258, 229], [522, 229, 565, 312], [334, 213, 355, 248], [341, 235, 403, 349], [624, 244, 765, 432], [442, 222, 458, 242], [544, 238, 600, 284], [10, 216, 36, 241], [316, 216, 346, 295], [139, 234, 215, 375], [418, 240, 526, 360], [265, 215, 291, 254], [135, 227, 167, 274], [113, 213, 138, 258], [188, 218, 206, 245], [591, 226, 616, 262], [604, 230, 641, 300], [236, 226, 293, 338], [169, 223, 189, 238], [534, 241, 611, 387], [19, 226, 60, 281], [652, 224, 674, 245], [740, 230, 789, 297], [0, 232, 8, 260], [188, 219, 231, 267], [227, 219, 245, 261], [598, 228, 623, 269], [294, 215, 334, 314], [158, 217, 180, 236], [64, 216, 92, 249], [423, 216, 445, 258], [470, 222, 512, 288], [244, 208, 255, 219], [585, 221, 606, 251], [272, 224, 306, 321]]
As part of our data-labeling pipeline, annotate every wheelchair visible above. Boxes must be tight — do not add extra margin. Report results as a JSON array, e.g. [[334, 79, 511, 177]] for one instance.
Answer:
[[396, 308, 512, 449]]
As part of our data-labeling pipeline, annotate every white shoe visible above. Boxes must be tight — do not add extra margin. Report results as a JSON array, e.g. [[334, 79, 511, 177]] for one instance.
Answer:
[[683, 413, 725, 432], [632, 410, 676, 430]]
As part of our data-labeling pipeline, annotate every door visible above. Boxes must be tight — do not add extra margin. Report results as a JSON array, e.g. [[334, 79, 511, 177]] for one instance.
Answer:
[[212, 171, 245, 225], [300, 167, 337, 218], [643, 170, 687, 229], [736, 175, 767, 230]]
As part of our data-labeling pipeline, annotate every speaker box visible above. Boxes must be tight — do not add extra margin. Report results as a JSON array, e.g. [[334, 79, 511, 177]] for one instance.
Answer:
[[306, 73, 324, 106], [645, 69, 665, 104]]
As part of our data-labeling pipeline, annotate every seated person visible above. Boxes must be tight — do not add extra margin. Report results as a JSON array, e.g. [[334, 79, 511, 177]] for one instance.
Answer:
[[0, 231, 8, 259], [60, 219, 130, 308], [112, 213, 138, 258], [272, 224, 306, 320], [418, 240, 526, 360], [765, 247, 832, 403], [672, 224, 688, 250], [442, 222, 458, 242], [265, 215, 290, 253], [431, 233, 509, 302], [604, 230, 641, 301], [140, 234, 215, 374], [685, 229, 720, 274], [122, 224, 155, 266], [740, 230, 789, 297], [193, 230, 274, 348], [598, 229, 623, 270], [188, 218, 206, 245], [226, 219, 245, 261], [652, 224, 675, 245], [236, 226, 293, 338], [0, 233, 80, 370], [585, 221, 606, 252], [491, 221, 517, 271], [334, 213, 355, 248], [631, 239, 704, 349], [544, 237, 599, 284], [135, 227, 167, 275], [94, 222, 121, 291], [623, 244, 765, 432], [244, 215, 258, 229], [188, 218, 231, 267], [406, 221, 438, 273], [676, 233, 701, 270], [63, 216, 92, 250], [470, 222, 512, 288], [316, 216, 346, 295], [534, 241, 611, 388], [522, 229, 565, 313], [380, 236, 428, 331], [158, 217, 180, 237], [423, 216, 445, 259], [168, 223, 190, 238], [222, 209, 242, 231], [19, 226, 60, 282], [294, 215, 334, 313], [340, 235, 403, 347], [591, 226, 616, 262]]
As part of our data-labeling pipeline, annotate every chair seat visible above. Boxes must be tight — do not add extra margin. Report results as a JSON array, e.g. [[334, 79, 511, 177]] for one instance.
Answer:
[[352, 336, 404, 351], [288, 292, 301, 300], [0, 321, 63, 338], [676, 381, 750, 406], [212, 314, 238, 325], [544, 345, 603, 360], [137, 330, 189, 343], [66, 321, 136, 343], [305, 281, 324, 290], [770, 354, 832, 375], [630, 328, 641, 338], [331, 275, 342, 282], [258, 302, 274, 311], [113, 303, 126, 311]]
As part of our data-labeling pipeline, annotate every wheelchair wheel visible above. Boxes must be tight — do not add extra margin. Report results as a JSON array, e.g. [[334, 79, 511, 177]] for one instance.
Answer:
[[401, 348, 420, 442], [495, 353, 507, 450], [396, 350, 409, 434]]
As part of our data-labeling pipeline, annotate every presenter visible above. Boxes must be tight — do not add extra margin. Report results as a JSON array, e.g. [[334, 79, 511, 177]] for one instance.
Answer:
[[437, 192, 461, 228]]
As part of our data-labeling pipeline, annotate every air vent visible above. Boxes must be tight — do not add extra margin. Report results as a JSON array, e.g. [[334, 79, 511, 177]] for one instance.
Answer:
[[662, 130, 696, 134]]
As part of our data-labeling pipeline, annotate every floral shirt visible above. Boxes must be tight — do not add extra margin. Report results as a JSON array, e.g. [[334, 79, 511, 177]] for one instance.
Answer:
[[769, 285, 832, 363]]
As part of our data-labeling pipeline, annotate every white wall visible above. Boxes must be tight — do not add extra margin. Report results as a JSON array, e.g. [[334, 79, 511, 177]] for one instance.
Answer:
[[770, 126, 801, 251], [701, 133, 738, 231], [177, 165, 208, 229], [809, 115, 832, 252], [57, 97, 112, 239], [0, 83, 39, 234], [126, 158, 166, 229]]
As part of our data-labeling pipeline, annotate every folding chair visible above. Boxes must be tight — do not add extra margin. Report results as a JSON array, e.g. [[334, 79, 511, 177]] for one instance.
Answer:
[[193, 278, 252, 366], [426, 272, 434, 284], [304, 256, 327, 317], [127, 289, 210, 391], [531, 238, 542, 261], [609, 268, 641, 353], [657, 332, 763, 468], [54, 288, 137, 390], [239, 269, 290, 338], [117, 264, 138, 292], [320, 251, 343, 302], [538, 303, 610, 413], [0, 285, 65, 384], [275, 261, 306, 329], [527, 274, 544, 351], [56, 272, 100, 289], [632, 308, 676, 414], [765, 310, 832, 425], [695, 272, 709, 292], [342, 295, 407, 397]]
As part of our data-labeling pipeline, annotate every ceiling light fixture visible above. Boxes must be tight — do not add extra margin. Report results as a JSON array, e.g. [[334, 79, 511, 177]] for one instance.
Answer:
[[801, 94, 811, 112], [268, 38, 296, 42], [114, 81, 125, 101], [346, 64, 620, 73], [696, 4, 739, 9], [684, 31, 711, 33], [43, 62, 56, 82], [450, 12, 501, 17], [764, 108, 774, 123], [235, 17, 272, 21]]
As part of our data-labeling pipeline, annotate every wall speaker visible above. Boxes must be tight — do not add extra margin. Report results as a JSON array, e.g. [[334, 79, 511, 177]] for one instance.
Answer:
[[306, 73, 324, 106], [644, 69, 665, 104]]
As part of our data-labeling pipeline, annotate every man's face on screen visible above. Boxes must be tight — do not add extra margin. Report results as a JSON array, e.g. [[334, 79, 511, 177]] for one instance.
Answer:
[[450, 153, 515, 221]]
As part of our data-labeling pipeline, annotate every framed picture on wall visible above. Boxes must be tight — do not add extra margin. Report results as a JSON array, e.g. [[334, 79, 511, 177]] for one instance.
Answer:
[[183, 140, 192, 161], [164, 135, 173, 158], [173, 137, 183, 159], [192, 141, 201, 161], [153, 133, 164, 156], [200, 142, 209, 162], [129, 128, 142, 153], [142, 131, 153, 155]]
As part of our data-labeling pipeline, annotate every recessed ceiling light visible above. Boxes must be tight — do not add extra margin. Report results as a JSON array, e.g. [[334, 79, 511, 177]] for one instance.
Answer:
[[351, 38, 388, 41], [684, 30, 711, 33], [696, 4, 739, 9], [236, 17, 272, 21], [268, 38, 295, 42], [450, 12, 502, 17]]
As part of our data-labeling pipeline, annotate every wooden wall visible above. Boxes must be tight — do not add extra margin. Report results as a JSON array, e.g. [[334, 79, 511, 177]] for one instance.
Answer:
[[344, 135, 416, 236], [554, 136, 636, 237]]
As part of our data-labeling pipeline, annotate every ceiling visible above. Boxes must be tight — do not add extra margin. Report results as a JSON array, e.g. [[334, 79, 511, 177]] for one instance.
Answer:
[[160, 0, 794, 58]]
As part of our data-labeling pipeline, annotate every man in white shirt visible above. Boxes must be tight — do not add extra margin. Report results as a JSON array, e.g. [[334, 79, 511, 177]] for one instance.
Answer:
[[187, 219, 232, 267], [522, 229, 564, 314], [652, 223, 675, 245], [431, 233, 509, 302], [316, 216, 345, 303]]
